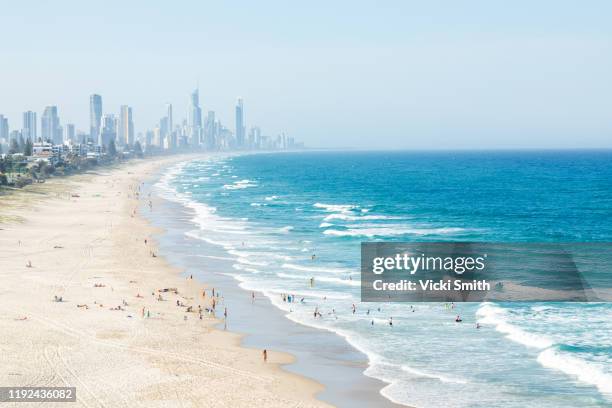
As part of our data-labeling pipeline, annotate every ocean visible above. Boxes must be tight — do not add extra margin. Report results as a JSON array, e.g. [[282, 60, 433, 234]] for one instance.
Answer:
[[153, 150, 612, 408]]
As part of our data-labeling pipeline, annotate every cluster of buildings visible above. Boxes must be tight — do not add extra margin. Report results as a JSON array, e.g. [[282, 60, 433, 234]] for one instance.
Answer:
[[0, 89, 303, 164], [144, 89, 300, 151]]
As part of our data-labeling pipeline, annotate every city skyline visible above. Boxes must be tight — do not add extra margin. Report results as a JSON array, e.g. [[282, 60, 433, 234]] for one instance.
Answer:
[[0, 87, 298, 153], [1, 1, 612, 149]]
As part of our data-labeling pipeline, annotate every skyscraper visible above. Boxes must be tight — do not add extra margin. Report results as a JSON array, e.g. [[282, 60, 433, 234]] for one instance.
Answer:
[[204, 110, 216, 150], [249, 126, 261, 149], [9, 130, 21, 149], [235, 97, 245, 148], [0, 115, 8, 143], [159, 116, 169, 148], [90, 94, 103, 143], [22, 111, 37, 141], [166, 103, 173, 135], [153, 126, 162, 147], [188, 88, 202, 146], [119, 105, 134, 146], [64, 123, 75, 144], [145, 130, 154, 148], [100, 114, 117, 147], [41, 106, 61, 145], [155, 103, 173, 149], [76, 131, 88, 144]]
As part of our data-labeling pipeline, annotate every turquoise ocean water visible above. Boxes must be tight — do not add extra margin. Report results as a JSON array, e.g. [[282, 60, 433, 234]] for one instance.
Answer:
[[155, 151, 612, 408]]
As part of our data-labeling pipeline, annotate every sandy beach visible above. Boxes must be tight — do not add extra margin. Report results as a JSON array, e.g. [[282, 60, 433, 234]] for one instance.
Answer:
[[0, 156, 330, 407]]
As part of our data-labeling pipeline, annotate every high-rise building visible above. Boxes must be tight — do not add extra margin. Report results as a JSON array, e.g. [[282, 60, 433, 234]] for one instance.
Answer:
[[204, 111, 217, 150], [118, 105, 134, 146], [90, 94, 103, 142], [287, 136, 295, 149], [145, 130, 154, 148], [219, 125, 232, 150], [64, 123, 75, 144], [153, 126, 162, 147], [76, 131, 88, 144], [166, 103, 173, 135], [235, 98, 245, 148], [0, 115, 8, 143], [188, 88, 202, 146], [249, 126, 261, 149], [41, 106, 61, 145], [22, 111, 37, 141], [9, 130, 21, 147], [100, 114, 117, 147], [159, 117, 169, 147]]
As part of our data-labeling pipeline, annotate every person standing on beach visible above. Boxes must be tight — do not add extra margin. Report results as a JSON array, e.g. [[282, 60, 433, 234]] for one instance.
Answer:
[[263, 349, 268, 362]]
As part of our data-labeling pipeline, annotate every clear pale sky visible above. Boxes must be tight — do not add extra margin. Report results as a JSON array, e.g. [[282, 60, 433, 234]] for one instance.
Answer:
[[1, 0, 611, 149]]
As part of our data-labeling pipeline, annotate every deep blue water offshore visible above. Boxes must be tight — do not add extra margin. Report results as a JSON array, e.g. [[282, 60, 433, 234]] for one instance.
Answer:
[[155, 150, 612, 408]]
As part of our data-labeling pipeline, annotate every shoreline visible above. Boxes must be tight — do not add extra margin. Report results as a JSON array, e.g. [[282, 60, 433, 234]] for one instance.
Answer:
[[0, 154, 331, 407], [141, 157, 402, 408]]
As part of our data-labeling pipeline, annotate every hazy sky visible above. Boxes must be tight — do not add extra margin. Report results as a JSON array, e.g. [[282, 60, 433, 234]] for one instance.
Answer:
[[1, 0, 611, 148]]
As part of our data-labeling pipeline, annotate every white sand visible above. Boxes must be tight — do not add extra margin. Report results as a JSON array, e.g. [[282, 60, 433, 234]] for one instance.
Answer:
[[0, 156, 330, 407]]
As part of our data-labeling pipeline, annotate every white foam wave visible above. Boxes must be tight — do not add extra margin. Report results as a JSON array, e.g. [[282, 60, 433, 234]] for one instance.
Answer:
[[197, 254, 237, 261], [400, 364, 468, 385], [236, 257, 268, 267], [227, 249, 292, 261], [223, 179, 258, 190], [313, 203, 357, 213], [476, 303, 553, 349], [276, 272, 359, 287], [537, 348, 612, 396], [323, 226, 466, 238], [319, 222, 334, 228], [323, 213, 398, 222], [232, 264, 261, 274], [265, 288, 352, 301], [281, 263, 355, 275]]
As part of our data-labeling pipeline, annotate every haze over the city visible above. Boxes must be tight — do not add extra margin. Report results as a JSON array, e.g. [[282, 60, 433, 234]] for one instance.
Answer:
[[1, 0, 612, 149]]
